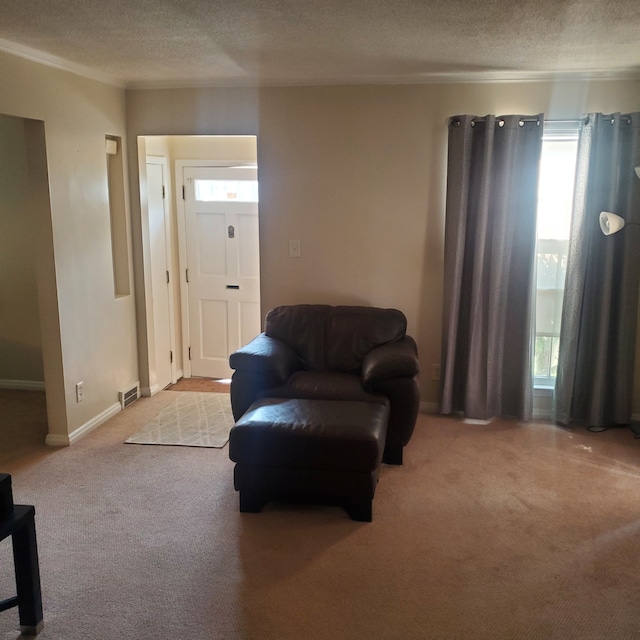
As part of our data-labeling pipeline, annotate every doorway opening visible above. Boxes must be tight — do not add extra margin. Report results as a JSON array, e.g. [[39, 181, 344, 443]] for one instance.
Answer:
[[137, 135, 260, 394], [0, 113, 56, 455]]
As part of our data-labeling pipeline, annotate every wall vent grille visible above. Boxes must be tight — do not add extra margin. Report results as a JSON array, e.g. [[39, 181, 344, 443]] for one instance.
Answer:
[[119, 384, 139, 409]]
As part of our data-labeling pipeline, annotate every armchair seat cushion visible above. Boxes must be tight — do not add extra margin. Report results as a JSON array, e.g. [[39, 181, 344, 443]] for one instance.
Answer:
[[264, 371, 387, 406]]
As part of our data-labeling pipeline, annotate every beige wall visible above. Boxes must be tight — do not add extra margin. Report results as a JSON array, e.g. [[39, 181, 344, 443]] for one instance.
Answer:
[[0, 115, 44, 383], [0, 50, 138, 441], [127, 80, 640, 411], [2, 44, 636, 440]]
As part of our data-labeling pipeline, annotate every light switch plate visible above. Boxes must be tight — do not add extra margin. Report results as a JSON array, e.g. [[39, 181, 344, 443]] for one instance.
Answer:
[[288, 239, 301, 258]]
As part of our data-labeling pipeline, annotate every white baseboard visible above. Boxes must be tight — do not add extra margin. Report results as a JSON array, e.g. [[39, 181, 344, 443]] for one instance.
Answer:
[[141, 381, 163, 397], [45, 402, 121, 447], [0, 379, 46, 391], [44, 433, 70, 447], [140, 383, 162, 398]]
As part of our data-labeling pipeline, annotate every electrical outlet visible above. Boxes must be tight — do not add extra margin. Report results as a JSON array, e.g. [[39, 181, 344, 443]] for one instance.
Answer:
[[431, 364, 441, 381], [76, 381, 84, 403]]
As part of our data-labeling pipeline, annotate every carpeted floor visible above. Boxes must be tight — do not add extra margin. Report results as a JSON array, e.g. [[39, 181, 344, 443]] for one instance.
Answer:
[[1, 392, 640, 639]]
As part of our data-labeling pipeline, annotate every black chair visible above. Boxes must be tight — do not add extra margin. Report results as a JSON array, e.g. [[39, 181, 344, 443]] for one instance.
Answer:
[[230, 304, 421, 465], [0, 474, 43, 635]]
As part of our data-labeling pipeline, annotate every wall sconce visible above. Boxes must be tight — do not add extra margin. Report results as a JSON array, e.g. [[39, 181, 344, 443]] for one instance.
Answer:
[[599, 211, 625, 235], [599, 166, 640, 236]]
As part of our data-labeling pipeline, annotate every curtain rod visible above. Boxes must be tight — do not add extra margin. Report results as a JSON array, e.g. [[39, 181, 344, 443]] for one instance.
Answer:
[[462, 117, 585, 124], [450, 114, 635, 129], [459, 116, 631, 125], [543, 116, 631, 125]]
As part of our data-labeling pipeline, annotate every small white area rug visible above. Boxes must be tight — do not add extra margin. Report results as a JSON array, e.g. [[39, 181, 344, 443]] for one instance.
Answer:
[[125, 392, 234, 448]]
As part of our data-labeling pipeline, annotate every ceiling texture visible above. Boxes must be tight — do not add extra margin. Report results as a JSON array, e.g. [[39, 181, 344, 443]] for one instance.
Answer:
[[0, 0, 639, 88]]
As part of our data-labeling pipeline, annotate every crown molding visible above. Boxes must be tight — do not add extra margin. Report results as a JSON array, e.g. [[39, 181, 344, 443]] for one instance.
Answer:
[[126, 68, 640, 91], [415, 68, 640, 85], [0, 37, 126, 88], [1, 36, 638, 91]]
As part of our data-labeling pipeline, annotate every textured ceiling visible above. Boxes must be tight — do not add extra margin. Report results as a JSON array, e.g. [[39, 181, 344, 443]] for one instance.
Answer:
[[0, 0, 639, 88]]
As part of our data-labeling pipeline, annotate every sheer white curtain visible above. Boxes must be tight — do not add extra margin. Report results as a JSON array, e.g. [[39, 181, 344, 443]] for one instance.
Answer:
[[441, 114, 543, 420]]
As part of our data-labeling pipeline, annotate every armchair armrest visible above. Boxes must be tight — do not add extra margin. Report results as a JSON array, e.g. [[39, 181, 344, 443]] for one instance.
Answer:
[[229, 333, 300, 386], [361, 336, 420, 387]]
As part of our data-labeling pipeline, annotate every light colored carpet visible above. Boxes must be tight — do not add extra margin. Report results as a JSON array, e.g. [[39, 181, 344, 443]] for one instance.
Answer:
[[1, 392, 640, 639], [125, 392, 234, 448]]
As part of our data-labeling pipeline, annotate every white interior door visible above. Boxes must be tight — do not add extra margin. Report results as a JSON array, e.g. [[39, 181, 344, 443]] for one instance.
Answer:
[[147, 159, 175, 389], [183, 166, 261, 378]]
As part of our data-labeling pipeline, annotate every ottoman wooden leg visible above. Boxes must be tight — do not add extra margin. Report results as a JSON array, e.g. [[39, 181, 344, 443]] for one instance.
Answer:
[[343, 500, 372, 522], [239, 491, 267, 514]]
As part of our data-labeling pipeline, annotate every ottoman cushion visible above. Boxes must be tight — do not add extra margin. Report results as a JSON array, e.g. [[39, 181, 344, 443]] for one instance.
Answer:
[[229, 398, 388, 473]]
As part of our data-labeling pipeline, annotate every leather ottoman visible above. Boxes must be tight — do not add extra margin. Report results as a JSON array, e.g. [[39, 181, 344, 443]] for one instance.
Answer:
[[228, 397, 389, 522]]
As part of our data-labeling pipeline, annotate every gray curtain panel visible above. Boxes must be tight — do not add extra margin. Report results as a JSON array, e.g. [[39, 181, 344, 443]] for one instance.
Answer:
[[441, 114, 543, 420], [555, 112, 640, 428]]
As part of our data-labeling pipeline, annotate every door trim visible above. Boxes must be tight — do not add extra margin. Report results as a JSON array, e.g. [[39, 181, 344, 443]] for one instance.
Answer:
[[146, 156, 177, 389], [175, 159, 258, 379]]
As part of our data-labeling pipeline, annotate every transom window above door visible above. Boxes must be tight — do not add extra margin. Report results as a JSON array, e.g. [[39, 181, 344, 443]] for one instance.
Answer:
[[194, 179, 259, 203]]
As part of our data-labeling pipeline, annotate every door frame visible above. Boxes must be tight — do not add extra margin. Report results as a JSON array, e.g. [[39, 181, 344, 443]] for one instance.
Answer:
[[146, 155, 177, 389], [175, 159, 259, 378]]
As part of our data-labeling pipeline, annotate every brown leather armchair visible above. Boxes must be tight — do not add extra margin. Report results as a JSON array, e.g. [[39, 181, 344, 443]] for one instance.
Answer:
[[229, 304, 420, 464]]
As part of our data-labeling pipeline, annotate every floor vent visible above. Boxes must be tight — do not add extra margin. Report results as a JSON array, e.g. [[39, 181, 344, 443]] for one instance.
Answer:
[[119, 384, 139, 409]]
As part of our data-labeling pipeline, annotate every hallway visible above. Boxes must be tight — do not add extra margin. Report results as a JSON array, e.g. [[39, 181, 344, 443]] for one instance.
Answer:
[[0, 390, 49, 474]]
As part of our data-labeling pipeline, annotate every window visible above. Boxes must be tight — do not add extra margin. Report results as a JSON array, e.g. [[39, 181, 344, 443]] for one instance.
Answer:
[[533, 124, 579, 386], [194, 178, 259, 203]]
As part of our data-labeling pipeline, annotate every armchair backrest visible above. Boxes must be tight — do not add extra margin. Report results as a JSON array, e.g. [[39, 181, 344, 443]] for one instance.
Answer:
[[265, 305, 407, 372]]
